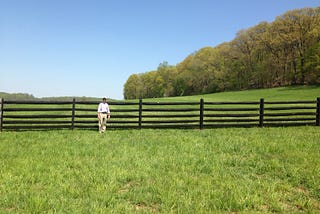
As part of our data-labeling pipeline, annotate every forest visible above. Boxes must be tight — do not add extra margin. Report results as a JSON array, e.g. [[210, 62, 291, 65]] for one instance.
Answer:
[[123, 7, 320, 99]]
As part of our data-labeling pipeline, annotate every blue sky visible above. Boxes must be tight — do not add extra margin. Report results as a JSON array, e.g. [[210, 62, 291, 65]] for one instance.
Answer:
[[1, 0, 319, 100]]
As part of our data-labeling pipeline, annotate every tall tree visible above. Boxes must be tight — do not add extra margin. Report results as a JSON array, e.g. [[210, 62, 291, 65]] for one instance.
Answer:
[[123, 74, 143, 99], [274, 7, 320, 84]]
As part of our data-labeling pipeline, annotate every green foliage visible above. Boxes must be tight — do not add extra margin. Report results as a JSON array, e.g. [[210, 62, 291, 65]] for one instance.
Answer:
[[0, 127, 319, 213], [124, 7, 320, 99], [124, 62, 178, 99], [305, 42, 320, 84]]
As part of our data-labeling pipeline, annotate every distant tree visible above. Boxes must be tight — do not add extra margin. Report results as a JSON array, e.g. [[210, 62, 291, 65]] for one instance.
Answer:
[[123, 74, 143, 99], [176, 54, 195, 96], [305, 42, 320, 84], [273, 7, 320, 84], [157, 62, 178, 97], [0, 92, 36, 100]]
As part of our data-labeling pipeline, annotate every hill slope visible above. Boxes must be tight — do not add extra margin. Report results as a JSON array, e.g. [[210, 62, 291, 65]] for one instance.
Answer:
[[144, 86, 320, 102]]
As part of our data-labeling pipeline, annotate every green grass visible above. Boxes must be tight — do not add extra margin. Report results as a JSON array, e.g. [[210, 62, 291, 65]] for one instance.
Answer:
[[1, 127, 319, 213], [1, 86, 319, 212], [143, 85, 320, 102]]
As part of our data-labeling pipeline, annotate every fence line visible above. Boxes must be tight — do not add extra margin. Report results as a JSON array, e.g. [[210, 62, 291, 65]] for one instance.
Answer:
[[0, 97, 319, 131], [0, 98, 4, 132]]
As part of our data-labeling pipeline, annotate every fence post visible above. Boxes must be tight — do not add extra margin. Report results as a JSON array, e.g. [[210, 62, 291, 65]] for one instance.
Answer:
[[138, 98, 142, 129], [71, 98, 76, 130], [259, 98, 264, 127], [0, 98, 3, 132], [316, 97, 320, 126], [200, 98, 204, 130]]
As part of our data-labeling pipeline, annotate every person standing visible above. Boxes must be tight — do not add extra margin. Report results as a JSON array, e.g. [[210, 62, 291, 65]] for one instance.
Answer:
[[97, 97, 110, 133]]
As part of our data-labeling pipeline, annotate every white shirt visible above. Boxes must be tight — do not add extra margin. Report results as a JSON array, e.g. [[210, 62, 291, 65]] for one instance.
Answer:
[[97, 102, 110, 113]]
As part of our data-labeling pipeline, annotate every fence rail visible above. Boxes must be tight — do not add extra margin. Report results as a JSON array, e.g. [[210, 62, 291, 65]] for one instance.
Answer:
[[0, 97, 319, 131]]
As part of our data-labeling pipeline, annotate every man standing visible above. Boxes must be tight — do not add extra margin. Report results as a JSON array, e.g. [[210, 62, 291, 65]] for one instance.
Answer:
[[97, 97, 110, 133]]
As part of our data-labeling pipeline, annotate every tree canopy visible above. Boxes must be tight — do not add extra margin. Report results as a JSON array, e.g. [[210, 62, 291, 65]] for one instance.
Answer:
[[124, 7, 320, 99]]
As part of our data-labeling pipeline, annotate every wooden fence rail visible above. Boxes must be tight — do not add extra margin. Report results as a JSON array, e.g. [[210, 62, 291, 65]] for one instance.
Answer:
[[0, 98, 319, 131]]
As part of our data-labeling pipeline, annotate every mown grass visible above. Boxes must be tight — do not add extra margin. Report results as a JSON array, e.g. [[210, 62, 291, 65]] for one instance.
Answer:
[[0, 127, 319, 213]]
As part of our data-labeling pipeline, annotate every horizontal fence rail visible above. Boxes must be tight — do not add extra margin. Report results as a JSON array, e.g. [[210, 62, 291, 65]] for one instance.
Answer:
[[0, 97, 319, 131]]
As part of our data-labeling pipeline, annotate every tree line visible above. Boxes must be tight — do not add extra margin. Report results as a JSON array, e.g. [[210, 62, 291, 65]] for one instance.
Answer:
[[0, 92, 36, 100], [124, 7, 320, 99], [0, 92, 102, 101]]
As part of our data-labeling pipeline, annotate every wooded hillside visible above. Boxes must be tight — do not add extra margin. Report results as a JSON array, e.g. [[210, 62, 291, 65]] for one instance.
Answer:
[[124, 7, 320, 99]]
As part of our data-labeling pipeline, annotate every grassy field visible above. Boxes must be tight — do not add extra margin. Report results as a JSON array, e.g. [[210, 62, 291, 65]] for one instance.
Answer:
[[1, 86, 320, 213], [0, 127, 319, 213]]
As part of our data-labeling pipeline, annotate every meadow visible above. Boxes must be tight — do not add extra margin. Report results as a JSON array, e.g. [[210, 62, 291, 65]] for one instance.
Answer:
[[1, 86, 320, 213], [0, 127, 319, 213]]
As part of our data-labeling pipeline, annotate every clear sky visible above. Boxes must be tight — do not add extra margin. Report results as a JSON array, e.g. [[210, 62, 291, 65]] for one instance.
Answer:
[[1, 0, 319, 100]]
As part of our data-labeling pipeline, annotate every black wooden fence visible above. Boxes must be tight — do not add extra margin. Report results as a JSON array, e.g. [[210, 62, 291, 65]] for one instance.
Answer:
[[0, 98, 319, 131]]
